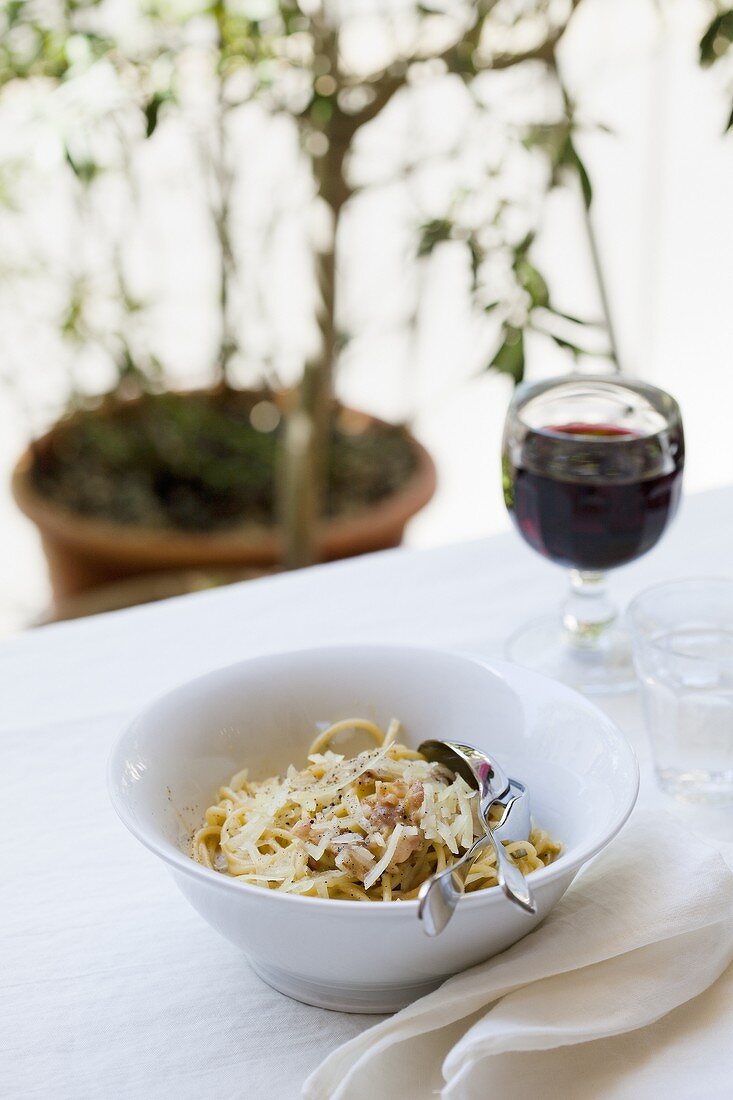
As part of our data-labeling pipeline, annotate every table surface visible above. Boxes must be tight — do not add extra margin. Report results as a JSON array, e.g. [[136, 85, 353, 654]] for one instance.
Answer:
[[4, 485, 733, 1100]]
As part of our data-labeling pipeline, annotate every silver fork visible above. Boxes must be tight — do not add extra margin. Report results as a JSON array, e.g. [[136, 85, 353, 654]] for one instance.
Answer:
[[417, 780, 535, 936]]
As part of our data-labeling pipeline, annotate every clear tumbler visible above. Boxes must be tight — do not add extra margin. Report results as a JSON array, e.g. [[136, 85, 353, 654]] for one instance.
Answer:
[[629, 578, 733, 802]]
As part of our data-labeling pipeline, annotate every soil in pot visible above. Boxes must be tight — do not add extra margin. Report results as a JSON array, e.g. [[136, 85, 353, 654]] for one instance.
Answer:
[[30, 388, 419, 533]]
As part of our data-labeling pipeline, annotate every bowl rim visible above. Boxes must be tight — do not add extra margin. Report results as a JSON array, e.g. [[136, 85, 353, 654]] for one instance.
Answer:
[[107, 644, 639, 914]]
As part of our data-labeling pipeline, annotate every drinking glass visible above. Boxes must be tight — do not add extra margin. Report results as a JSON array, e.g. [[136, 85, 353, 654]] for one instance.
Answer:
[[629, 579, 733, 802], [501, 375, 684, 693]]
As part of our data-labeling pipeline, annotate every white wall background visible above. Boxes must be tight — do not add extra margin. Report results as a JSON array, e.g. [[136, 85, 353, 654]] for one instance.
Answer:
[[0, 0, 732, 635]]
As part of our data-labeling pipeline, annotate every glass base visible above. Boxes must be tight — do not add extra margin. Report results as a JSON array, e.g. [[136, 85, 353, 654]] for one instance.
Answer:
[[656, 768, 733, 804], [506, 614, 636, 695]]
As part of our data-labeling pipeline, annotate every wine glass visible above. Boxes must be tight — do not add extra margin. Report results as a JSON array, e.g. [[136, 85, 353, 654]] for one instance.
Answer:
[[501, 375, 685, 693]]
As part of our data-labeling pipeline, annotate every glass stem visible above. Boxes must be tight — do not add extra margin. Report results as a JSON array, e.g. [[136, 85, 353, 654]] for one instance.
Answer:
[[562, 570, 617, 647]]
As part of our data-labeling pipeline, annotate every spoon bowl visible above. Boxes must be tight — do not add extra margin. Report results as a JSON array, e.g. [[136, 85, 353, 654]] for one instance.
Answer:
[[418, 740, 510, 802]]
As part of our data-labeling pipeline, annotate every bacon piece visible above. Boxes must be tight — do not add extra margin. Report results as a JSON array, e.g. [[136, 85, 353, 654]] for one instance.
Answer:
[[404, 781, 424, 819], [391, 830, 421, 865], [369, 800, 401, 831], [368, 780, 409, 832], [368, 778, 424, 833]]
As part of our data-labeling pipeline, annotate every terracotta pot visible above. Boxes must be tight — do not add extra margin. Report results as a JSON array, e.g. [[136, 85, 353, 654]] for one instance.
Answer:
[[12, 403, 437, 600], [39, 567, 275, 623]]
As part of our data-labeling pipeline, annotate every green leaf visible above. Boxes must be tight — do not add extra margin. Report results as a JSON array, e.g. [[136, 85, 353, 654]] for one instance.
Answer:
[[566, 137, 592, 207], [546, 306, 592, 326], [514, 231, 535, 259], [726, 100, 733, 133], [489, 326, 524, 383], [117, 346, 140, 380], [144, 92, 171, 138], [64, 146, 99, 185], [467, 235, 483, 289], [515, 257, 549, 309], [417, 218, 453, 258], [700, 11, 733, 67], [61, 291, 85, 340], [549, 333, 584, 358], [5, 1, 24, 28], [522, 122, 567, 164], [548, 333, 608, 359], [309, 93, 333, 127], [483, 301, 501, 313]]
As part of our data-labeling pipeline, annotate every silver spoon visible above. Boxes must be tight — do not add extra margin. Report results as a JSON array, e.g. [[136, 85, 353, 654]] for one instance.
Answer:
[[417, 741, 537, 934], [418, 740, 511, 802], [417, 788, 530, 935], [494, 778, 531, 842]]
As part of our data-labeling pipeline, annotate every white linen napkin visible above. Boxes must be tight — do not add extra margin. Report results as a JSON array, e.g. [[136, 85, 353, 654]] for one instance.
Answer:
[[303, 813, 733, 1100]]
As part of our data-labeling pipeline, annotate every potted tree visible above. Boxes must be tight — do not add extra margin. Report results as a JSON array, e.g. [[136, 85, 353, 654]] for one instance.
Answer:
[[6, 0, 611, 605]]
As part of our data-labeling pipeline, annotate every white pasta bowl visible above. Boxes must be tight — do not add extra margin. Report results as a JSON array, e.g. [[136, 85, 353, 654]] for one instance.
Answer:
[[108, 644, 638, 1013]]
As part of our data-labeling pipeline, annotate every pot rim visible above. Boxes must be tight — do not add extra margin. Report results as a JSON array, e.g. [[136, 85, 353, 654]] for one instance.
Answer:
[[11, 392, 437, 558]]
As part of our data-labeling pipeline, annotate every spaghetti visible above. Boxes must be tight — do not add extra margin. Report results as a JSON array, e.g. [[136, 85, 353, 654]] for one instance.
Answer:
[[192, 718, 560, 901]]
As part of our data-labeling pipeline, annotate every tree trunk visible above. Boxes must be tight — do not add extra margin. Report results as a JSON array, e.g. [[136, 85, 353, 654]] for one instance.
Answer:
[[280, 118, 350, 570]]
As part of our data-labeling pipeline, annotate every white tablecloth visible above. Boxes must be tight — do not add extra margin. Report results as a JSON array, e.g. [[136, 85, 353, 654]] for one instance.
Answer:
[[3, 486, 733, 1099]]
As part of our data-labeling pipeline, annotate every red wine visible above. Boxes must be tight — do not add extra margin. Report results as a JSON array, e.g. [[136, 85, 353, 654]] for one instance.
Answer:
[[504, 421, 684, 571]]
